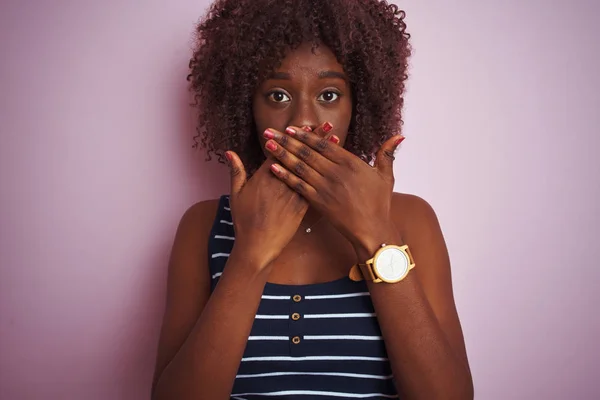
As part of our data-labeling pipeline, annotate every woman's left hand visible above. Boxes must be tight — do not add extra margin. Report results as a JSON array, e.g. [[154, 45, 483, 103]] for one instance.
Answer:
[[263, 123, 405, 258]]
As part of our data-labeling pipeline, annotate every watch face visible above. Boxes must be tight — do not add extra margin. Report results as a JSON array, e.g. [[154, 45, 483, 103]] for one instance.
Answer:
[[374, 247, 409, 282]]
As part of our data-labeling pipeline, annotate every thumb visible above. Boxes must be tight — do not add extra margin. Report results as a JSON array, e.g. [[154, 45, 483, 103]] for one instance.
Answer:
[[375, 135, 405, 176], [225, 151, 247, 195]]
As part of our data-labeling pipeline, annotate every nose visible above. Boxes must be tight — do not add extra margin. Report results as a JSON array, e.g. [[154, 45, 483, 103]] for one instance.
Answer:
[[289, 97, 320, 135]]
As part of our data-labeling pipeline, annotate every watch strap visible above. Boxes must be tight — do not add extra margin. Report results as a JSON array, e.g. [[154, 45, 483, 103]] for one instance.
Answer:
[[348, 264, 364, 281], [349, 262, 377, 282]]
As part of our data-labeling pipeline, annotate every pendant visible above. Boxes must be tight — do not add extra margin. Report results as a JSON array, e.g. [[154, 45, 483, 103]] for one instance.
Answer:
[[305, 227, 312, 233]]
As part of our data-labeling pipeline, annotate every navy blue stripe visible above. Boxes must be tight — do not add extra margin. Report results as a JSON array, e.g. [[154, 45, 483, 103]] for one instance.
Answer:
[[207, 195, 399, 398]]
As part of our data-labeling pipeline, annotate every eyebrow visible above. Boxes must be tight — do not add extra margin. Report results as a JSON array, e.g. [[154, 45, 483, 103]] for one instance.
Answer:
[[267, 71, 348, 82]]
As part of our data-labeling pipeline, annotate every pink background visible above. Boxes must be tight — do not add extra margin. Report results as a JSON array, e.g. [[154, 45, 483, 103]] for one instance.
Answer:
[[1, 1, 599, 399]]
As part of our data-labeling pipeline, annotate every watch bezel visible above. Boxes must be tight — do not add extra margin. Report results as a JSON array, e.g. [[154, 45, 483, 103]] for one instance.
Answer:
[[372, 244, 413, 283]]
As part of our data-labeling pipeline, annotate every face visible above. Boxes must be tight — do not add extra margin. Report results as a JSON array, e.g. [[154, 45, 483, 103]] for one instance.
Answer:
[[253, 42, 353, 157]]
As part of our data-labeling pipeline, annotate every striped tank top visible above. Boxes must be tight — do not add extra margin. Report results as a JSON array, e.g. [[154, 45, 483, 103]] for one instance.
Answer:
[[208, 195, 399, 399]]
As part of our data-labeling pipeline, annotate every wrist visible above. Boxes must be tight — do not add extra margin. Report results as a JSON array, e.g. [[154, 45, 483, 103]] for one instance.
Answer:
[[229, 241, 274, 274], [352, 227, 405, 262]]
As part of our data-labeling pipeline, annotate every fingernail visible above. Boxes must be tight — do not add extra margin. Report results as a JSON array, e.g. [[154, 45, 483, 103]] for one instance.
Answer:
[[225, 151, 233, 161], [266, 141, 277, 151], [263, 129, 275, 140], [328, 135, 340, 144], [285, 127, 296, 136], [270, 164, 280, 174], [322, 122, 333, 133], [395, 136, 406, 146], [302, 126, 312, 132]]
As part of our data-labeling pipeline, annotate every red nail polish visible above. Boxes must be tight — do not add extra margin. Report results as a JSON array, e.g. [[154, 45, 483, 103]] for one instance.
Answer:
[[286, 127, 296, 136], [328, 135, 340, 144], [266, 141, 277, 151], [395, 136, 406, 146], [302, 126, 312, 132], [225, 151, 233, 161], [322, 122, 333, 133], [264, 129, 275, 140], [270, 164, 280, 174]]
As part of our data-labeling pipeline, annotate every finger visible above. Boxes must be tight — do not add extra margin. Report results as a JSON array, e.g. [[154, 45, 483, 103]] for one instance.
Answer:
[[375, 135, 405, 177], [264, 128, 335, 174], [292, 124, 341, 146], [283, 122, 345, 164], [269, 163, 318, 201], [310, 121, 333, 140], [225, 151, 247, 195], [263, 137, 325, 189]]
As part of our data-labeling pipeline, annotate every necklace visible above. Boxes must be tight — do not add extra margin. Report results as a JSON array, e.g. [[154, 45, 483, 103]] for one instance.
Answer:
[[303, 215, 324, 234]]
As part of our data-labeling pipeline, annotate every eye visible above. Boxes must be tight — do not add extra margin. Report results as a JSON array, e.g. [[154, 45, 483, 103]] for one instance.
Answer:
[[267, 91, 291, 103], [318, 91, 340, 103]]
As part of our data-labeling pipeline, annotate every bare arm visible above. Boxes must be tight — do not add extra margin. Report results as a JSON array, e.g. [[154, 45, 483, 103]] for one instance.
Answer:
[[151, 201, 274, 400], [258, 126, 472, 398], [152, 153, 308, 400], [354, 193, 473, 399]]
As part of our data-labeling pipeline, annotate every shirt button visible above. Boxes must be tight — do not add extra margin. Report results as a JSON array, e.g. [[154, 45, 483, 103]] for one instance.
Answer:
[[293, 294, 302, 303], [291, 336, 301, 344], [291, 313, 301, 321]]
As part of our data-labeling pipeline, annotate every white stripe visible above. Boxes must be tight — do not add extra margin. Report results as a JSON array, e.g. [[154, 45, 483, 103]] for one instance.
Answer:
[[235, 371, 393, 380], [255, 314, 289, 320], [231, 390, 398, 398], [305, 292, 370, 300], [304, 313, 375, 319], [211, 272, 222, 279], [304, 335, 382, 341], [241, 355, 388, 362], [232, 397, 246, 400], [214, 235, 235, 240], [248, 336, 289, 341], [211, 253, 230, 259], [261, 295, 291, 300], [220, 219, 233, 225], [224, 206, 231, 211]]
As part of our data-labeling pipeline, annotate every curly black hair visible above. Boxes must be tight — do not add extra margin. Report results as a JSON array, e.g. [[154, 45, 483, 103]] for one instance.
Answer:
[[188, 0, 411, 174]]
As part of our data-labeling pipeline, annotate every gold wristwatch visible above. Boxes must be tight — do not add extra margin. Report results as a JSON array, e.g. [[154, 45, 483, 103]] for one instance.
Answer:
[[349, 244, 415, 283]]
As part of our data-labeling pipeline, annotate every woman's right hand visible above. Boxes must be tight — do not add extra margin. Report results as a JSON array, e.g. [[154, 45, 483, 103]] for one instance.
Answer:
[[225, 151, 308, 269]]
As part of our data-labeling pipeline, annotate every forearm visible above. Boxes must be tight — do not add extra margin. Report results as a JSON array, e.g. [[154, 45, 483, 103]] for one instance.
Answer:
[[152, 248, 270, 400], [355, 234, 473, 400], [367, 275, 473, 399]]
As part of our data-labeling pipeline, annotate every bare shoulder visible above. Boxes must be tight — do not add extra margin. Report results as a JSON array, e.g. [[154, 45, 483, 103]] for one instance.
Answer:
[[390, 191, 450, 280], [178, 198, 221, 233], [391, 192, 441, 234], [167, 198, 222, 264], [168, 197, 222, 278]]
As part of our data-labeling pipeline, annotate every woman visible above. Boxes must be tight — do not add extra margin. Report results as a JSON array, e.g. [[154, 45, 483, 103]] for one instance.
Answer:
[[152, 0, 473, 399]]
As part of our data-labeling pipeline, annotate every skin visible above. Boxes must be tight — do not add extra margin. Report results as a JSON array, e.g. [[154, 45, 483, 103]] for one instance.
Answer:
[[251, 43, 358, 285], [151, 43, 473, 399]]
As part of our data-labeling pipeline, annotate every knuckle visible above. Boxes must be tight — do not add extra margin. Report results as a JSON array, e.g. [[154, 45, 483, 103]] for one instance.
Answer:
[[297, 145, 312, 162], [279, 134, 289, 147], [277, 148, 288, 160], [383, 150, 396, 160], [296, 130, 308, 141], [293, 180, 307, 193], [344, 158, 358, 173], [293, 161, 307, 177], [315, 138, 329, 152]]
